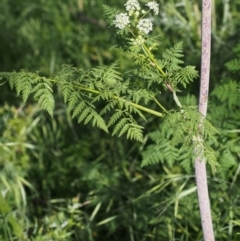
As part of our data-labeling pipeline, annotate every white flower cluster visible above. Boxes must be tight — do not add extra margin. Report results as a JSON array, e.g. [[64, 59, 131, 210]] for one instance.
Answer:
[[113, 13, 130, 30], [137, 19, 153, 34], [146, 1, 159, 15], [124, 0, 140, 12], [113, 0, 159, 35]]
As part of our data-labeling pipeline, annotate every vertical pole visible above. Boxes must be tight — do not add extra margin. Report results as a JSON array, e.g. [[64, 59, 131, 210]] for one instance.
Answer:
[[195, 0, 215, 240]]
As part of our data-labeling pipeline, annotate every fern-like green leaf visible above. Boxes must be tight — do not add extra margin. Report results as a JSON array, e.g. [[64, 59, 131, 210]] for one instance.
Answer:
[[225, 58, 240, 71], [102, 4, 117, 22], [68, 91, 80, 111], [112, 118, 128, 136], [211, 80, 239, 108], [60, 81, 74, 103], [118, 123, 130, 137], [33, 82, 55, 117], [72, 101, 108, 132], [174, 66, 198, 88], [162, 42, 184, 70], [21, 78, 32, 102], [72, 101, 86, 118], [77, 107, 91, 123], [108, 110, 124, 127], [91, 111, 108, 132], [141, 131, 180, 167], [126, 123, 143, 142]]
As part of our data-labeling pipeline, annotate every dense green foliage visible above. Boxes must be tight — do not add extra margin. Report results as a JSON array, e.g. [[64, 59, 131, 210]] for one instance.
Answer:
[[1, 0, 240, 240]]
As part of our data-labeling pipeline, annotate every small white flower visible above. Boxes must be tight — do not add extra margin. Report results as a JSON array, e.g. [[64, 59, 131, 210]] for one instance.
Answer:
[[146, 1, 159, 15], [137, 19, 153, 34], [113, 13, 130, 29], [124, 0, 140, 12]]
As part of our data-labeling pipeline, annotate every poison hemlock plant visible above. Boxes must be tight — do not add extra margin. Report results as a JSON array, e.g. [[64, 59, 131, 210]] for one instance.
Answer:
[[0, 0, 219, 240]]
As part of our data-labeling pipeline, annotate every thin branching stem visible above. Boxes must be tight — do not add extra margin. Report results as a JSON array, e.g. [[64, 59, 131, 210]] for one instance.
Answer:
[[142, 44, 166, 76], [173, 90, 182, 109], [152, 96, 168, 113], [76, 84, 164, 118], [141, 44, 183, 109], [48, 78, 164, 117]]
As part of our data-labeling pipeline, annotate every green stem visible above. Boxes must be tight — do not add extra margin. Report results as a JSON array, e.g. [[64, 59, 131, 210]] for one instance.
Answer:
[[42, 77, 164, 118], [122, 99, 163, 117], [141, 43, 184, 109], [130, 24, 185, 111], [173, 90, 182, 108], [140, 10, 151, 20], [78, 85, 167, 117], [75, 83, 164, 118], [141, 44, 184, 109], [152, 96, 168, 113], [142, 44, 166, 76]]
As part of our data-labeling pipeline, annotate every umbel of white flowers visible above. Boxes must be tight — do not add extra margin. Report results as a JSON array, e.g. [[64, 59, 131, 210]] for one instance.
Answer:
[[113, 0, 159, 35]]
